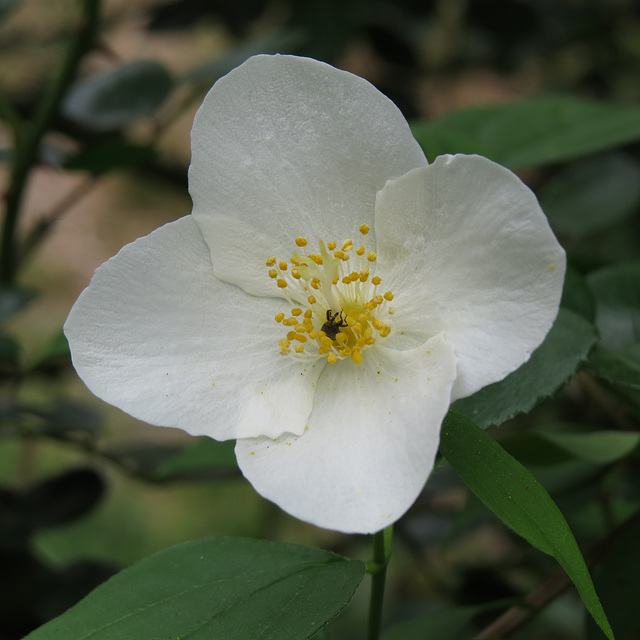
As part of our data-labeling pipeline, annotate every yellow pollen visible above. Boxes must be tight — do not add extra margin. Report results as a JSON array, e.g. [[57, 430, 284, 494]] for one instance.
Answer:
[[268, 224, 395, 366]]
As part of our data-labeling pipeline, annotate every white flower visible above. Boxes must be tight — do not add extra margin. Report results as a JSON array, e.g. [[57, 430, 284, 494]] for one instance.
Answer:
[[64, 55, 565, 534]]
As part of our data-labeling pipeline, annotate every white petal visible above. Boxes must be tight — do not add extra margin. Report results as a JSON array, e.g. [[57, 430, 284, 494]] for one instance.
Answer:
[[235, 333, 457, 534], [189, 54, 427, 296], [374, 155, 566, 400], [64, 216, 323, 440]]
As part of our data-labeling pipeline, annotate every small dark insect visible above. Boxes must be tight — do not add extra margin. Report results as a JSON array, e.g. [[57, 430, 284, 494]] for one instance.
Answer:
[[321, 310, 348, 340]]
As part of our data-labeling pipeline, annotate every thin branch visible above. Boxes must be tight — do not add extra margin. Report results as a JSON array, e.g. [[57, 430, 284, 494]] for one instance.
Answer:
[[475, 509, 640, 638], [0, 0, 101, 285]]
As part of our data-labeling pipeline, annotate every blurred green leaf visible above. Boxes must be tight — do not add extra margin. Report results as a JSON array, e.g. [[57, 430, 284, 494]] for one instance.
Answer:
[[561, 266, 596, 322], [453, 309, 598, 427], [64, 140, 156, 174], [540, 153, 640, 238], [104, 444, 186, 480], [29, 330, 71, 376], [62, 60, 174, 131], [24, 537, 365, 640], [0, 333, 20, 367], [183, 30, 307, 84], [586, 345, 640, 401], [37, 401, 103, 439], [587, 262, 640, 352], [156, 437, 238, 479], [412, 96, 640, 168], [543, 431, 640, 465], [586, 514, 640, 640], [23, 468, 105, 530], [0, 287, 36, 324], [440, 411, 614, 640], [502, 430, 640, 466]]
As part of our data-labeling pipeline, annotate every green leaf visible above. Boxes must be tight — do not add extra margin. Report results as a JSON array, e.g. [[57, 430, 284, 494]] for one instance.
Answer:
[[62, 60, 174, 131], [0, 286, 37, 324], [452, 309, 598, 427], [587, 262, 640, 351], [0, 332, 20, 367], [439, 411, 614, 640], [24, 537, 365, 640], [542, 431, 640, 465], [29, 330, 71, 375], [64, 140, 156, 174], [23, 468, 105, 530], [586, 515, 640, 640], [411, 96, 640, 168], [501, 429, 640, 466], [156, 437, 238, 479], [586, 345, 640, 396], [561, 266, 596, 322], [540, 153, 640, 238]]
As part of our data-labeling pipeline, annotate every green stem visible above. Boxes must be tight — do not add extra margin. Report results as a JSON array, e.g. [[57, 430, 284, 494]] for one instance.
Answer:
[[366, 525, 393, 640], [0, 0, 100, 285]]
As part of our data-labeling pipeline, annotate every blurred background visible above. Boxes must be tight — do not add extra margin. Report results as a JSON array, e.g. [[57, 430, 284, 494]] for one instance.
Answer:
[[1, 0, 640, 638]]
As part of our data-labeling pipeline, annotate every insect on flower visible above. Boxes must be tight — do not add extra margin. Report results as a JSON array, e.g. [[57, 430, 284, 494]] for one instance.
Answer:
[[321, 310, 348, 340]]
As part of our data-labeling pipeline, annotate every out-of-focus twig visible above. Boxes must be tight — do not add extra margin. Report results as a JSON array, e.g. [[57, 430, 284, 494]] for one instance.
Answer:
[[0, 0, 101, 285], [475, 509, 640, 638]]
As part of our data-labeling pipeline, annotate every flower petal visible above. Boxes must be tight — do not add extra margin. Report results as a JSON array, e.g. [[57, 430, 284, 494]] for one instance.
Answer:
[[235, 333, 457, 533], [64, 216, 322, 440], [374, 154, 566, 400], [189, 54, 427, 296]]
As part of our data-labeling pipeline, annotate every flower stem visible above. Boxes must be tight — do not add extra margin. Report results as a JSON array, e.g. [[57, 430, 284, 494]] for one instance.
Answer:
[[0, 0, 100, 285], [366, 525, 393, 640]]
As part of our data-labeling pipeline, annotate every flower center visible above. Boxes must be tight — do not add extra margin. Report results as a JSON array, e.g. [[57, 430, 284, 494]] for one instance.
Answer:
[[266, 223, 395, 365]]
